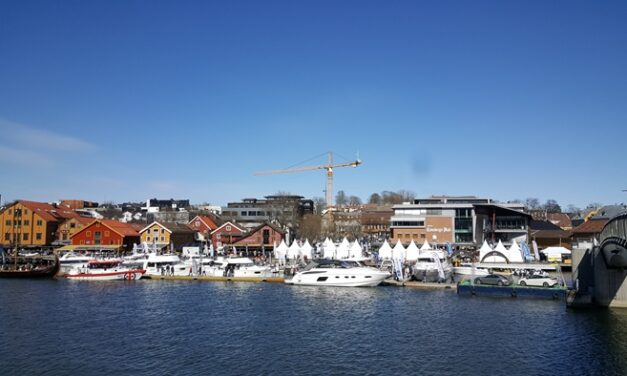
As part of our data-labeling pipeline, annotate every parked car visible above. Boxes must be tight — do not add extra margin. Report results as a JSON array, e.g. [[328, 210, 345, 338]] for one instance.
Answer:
[[474, 274, 511, 286], [518, 274, 559, 288]]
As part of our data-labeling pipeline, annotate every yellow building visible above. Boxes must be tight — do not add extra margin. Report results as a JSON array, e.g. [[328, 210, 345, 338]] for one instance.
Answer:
[[56, 217, 94, 244], [0, 200, 80, 248], [140, 221, 196, 251]]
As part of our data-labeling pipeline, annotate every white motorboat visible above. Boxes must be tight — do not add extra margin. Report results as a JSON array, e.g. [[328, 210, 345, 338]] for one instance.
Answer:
[[412, 251, 453, 282], [65, 260, 145, 281], [286, 259, 390, 287], [58, 252, 93, 274], [205, 257, 274, 278], [452, 262, 490, 278], [142, 253, 189, 277]]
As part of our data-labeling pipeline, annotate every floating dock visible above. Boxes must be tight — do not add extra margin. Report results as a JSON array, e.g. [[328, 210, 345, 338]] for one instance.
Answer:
[[382, 278, 456, 290], [456, 280, 566, 300], [143, 275, 285, 283]]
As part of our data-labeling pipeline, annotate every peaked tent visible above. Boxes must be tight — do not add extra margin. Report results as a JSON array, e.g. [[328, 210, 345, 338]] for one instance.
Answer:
[[287, 240, 301, 260], [378, 240, 392, 260], [405, 240, 420, 261], [300, 239, 313, 260], [323, 239, 336, 259], [348, 241, 363, 259], [482, 240, 508, 263], [420, 240, 432, 251], [392, 240, 406, 262], [507, 240, 524, 263], [336, 237, 350, 259]]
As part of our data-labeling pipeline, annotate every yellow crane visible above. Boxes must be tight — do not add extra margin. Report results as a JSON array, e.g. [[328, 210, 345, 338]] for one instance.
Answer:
[[255, 152, 362, 207]]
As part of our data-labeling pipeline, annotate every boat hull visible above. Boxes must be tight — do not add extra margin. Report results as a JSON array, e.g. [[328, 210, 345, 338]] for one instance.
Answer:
[[287, 271, 390, 287], [65, 269, 145, 281]]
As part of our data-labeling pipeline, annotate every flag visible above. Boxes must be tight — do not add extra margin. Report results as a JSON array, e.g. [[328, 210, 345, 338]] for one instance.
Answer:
[[445, 242, 453, 256]]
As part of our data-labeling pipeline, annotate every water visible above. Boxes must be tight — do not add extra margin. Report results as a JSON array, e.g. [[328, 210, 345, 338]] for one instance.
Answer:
[[1, 279, 627, 376]]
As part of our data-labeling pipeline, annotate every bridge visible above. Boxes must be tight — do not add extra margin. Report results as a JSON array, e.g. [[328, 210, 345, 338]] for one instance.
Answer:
[[572, 212, 627, 308]]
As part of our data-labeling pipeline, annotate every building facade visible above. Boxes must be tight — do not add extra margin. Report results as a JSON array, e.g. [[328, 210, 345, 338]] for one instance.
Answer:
[[56, 217, 94, 245], [139, 222, 196, 251], [233, 223, 285, 249], [211, 221, 246, 249], [390, 196, 529, 247], [0, 200, 80, 248], [71, 220, 140, 251], [222, 195, 314, 228]]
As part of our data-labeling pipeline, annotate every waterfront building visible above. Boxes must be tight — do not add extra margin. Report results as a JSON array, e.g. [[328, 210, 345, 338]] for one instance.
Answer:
[[221, 195, 314, 229], [211, 221, 246, 249], [139, 221, 196, 251], [70, 220, 140, 252], [142, 198, 191, 213], [0, 200, 81, 248], [360, 205, 393, 239], [55, 217, 94, 245], [58, 200, 99, 210], [233, 223, 285, 250], [390, 196, 529, 247], [528, 220, 572, 249], [571, 218, 609, 250], [188, 215, 220, 242]]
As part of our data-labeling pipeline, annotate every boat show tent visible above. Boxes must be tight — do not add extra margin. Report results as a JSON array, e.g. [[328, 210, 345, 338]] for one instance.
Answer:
[[392, 240, 406, 262], [405, 240, 420, 261], [287, 240, 301, 260], [300, 239, 313, 260], [274, 240, 288, 262], [348, 241, 363, 259], [482, 240, 508, 263], [323, 238, 336, 259], [378, 240, 392, 260], [420, 240, 432, 251], [541, 246, 572, 262], [336, 237, 350, 259], [507, 240, 524, 263]]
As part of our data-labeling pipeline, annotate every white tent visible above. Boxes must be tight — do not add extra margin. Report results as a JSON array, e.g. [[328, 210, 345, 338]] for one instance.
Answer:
[[483, 240, 508, 263], [478, 240, 494, 261], [275, 240, 288, 259], [507, 240, 524, 263], [336, 237, 350, 259], [299, 239, 313, 260], [323, 239, 336, 259], [541, 246, 572, 262], [378, 240, 392, 260], [392, 240, 406, 262], [420, 240, 432, 251], [405, 240, 420, 261], [348, 241, 363, 259], [287, 240, 301, 260]]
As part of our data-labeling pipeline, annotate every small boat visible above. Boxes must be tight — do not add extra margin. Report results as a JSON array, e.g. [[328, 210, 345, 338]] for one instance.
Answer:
[[286, 259, 390, 287], [205, 257, 274, 278], [142, 253, 189, 277], [412, 251, 453, 282], [452, 262, 490, 278], [0, 254, 60, 278], [65, 260, 145, 281]]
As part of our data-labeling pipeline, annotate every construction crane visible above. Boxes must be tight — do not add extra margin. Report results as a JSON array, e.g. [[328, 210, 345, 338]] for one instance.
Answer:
[[255, 152, 362, 207]]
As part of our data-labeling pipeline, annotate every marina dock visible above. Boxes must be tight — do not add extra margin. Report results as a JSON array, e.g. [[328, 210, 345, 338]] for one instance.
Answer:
[[143, 275, 286, 283], [457, 280, 567, 300], [382, 278, 456, 290]]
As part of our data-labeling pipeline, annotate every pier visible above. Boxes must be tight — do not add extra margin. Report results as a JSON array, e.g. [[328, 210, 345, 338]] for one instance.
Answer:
[[457, 280, 566, 300]]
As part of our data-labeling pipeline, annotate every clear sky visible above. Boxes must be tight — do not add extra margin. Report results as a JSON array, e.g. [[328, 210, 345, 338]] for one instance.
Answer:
[[1, 0, 626, 208]]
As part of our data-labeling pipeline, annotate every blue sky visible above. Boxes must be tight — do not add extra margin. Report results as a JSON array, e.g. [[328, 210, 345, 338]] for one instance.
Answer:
[[1, 0, 626, 208]]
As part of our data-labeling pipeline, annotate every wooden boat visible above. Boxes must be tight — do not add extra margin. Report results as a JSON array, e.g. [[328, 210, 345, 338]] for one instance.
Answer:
[[0, 254, 60, 278]]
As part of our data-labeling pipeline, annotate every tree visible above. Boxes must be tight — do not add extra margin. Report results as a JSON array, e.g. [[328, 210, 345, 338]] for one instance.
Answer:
[[312, 197, 326, 214], [397, 190, 416, 203], [543, 199, 562, 213], [565, 204, 581, 214], [298, 214, 322, 241], [335, 190, 347, 207], [348, 195, 362, 207], [368, 193, 382, 205], [525, 198, 540, 210]]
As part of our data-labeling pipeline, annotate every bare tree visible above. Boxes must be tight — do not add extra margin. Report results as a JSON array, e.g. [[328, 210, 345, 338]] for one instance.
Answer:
[[565, 204, 581, 214], [348, 195, 362, 207], [543, 199, 562, 213], [368, 193, 382, 205], [525, 198, 540, 210], [298, 214, 322, 241], [312, 197, 326, 214], [335, 190, 347, 207]]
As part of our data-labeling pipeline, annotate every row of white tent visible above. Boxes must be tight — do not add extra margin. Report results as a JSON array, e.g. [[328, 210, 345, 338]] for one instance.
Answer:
[[377, 239, 436, 261], [273, 237, 365, 261]]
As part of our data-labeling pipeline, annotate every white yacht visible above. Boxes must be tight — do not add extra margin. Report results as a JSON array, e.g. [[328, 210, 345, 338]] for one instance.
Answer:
[[286, 259, 390, 287], [142, 253, 189, 277], [205, 257, 274, 278], [412, 251, 453, 282], [452, 262, 490, 278], [58, 252, 93, 274]]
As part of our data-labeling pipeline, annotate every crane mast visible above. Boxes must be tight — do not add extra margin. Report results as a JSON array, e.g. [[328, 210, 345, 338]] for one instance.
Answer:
[[255, 151, 361, 207]]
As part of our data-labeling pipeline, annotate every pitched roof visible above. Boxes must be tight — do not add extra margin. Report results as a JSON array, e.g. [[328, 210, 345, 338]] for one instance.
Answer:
[[211, 221, 245, 234], [18, 200, 80, 222], [529, 220, 562, 231], [233, 222, 285, 244], [99, 220, 140, 237], [141, 221, 196, 234], [572, 218, 609, 234], [190, 215, 219, 230], [546, 213, 572, 228]]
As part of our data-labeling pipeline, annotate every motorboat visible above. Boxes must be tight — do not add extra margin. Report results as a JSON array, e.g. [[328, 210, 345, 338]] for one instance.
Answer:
[[142, 253, 189, 277], [65, 260, 145, 281], [412, 251, 452, 282], [285, 259, 390, 287], [452, 262, 490, 278], [205, 257, 274, 278], [59, 252, 93, 274]]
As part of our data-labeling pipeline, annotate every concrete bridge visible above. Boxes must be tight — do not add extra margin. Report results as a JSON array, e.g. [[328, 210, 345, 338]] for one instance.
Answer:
[[572, 212, 627, 308]]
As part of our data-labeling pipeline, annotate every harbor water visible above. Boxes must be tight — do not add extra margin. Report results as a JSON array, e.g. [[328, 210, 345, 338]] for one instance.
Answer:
[[1, 279, 627, 376]]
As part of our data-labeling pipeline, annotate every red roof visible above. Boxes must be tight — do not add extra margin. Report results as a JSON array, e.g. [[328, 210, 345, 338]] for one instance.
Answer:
[[190, 215, 219, 230], [571, 219, 608, 234], [98, 220, 140, 237], [18, 200, 81, 222]]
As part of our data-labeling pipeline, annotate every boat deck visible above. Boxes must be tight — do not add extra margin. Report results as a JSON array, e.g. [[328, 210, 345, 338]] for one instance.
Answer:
[[143, 275, 285, 283]]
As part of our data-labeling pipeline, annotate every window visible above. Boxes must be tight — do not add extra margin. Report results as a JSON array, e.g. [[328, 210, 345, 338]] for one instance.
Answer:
[[161, 237, 165, 241], [80, 240, 85, 245], [4, 233, 9, 241], [226, 225, 231, 231], [36, 220, 43, 226], [70, 223, 76, 228], [105, 231, 110, 237], [23, 233, 29, 241], [161, 229, 165, 234], [23, 209, 28, 214], [5, 220, 10, 226], [147, 236, 151, 241], [23, 220, 29, 226], [36, 233, 42, 241], [62, 234, 67, 240], [86, 231, 91, 237]]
